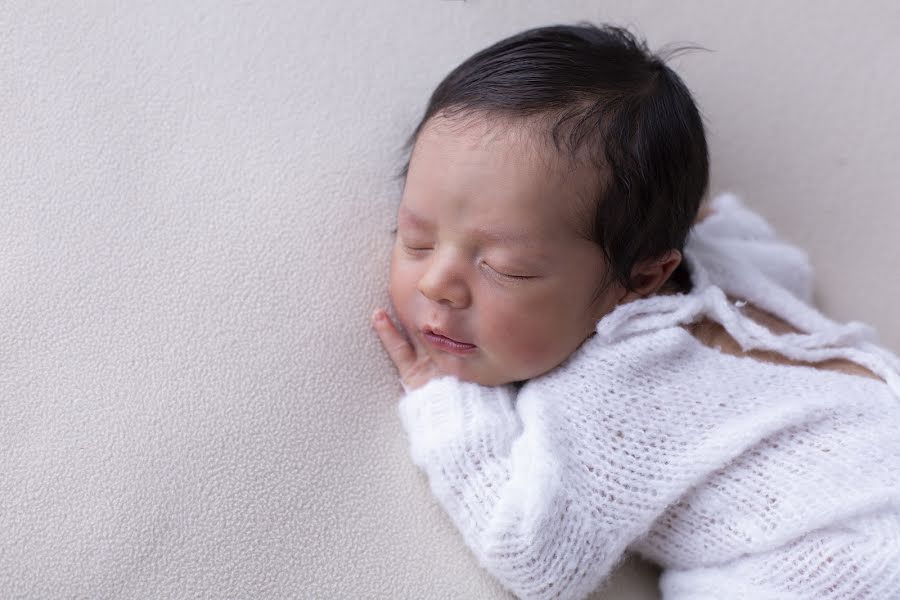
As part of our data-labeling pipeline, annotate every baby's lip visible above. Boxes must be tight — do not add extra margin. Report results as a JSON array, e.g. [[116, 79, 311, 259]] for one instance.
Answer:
[[422, 326, 474, 346]]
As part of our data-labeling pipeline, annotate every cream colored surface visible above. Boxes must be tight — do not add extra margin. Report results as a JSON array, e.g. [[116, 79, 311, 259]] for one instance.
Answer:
[[0, 1, 896, 599]]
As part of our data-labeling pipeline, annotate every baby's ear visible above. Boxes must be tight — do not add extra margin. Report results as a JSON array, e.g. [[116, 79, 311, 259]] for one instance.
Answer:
[[621, 250, 682, 301]]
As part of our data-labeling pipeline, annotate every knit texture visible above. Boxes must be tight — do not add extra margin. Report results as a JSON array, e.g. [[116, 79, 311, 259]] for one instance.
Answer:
[[397, 194, 900, 600]]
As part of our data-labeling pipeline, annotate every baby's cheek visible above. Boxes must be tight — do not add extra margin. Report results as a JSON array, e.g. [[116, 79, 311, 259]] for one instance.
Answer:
[[515, 338, 557, 373], [489, 315, 561, 375]]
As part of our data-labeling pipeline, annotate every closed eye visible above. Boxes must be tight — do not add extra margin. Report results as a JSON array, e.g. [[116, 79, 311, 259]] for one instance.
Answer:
[[496, 271, 535, 280], [399, 244, 536, 281], [482, 262, 536, 280]]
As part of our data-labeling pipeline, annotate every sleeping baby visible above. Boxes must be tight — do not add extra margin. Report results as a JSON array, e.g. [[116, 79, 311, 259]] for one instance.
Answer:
[[370, 22, 900, 600]]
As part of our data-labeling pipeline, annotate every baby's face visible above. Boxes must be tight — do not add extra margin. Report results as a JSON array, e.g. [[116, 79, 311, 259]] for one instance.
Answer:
[[389, 115, 624, 386]]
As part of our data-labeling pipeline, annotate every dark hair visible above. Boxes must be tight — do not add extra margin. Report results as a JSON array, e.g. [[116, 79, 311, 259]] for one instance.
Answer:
[[394, 22, 709, 298]]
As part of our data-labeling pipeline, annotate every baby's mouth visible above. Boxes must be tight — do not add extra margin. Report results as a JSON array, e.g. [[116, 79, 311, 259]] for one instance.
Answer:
[[421, 327, 477, 353]]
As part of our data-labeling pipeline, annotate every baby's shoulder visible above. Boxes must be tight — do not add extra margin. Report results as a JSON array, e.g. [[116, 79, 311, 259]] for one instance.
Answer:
[[527, 311, 884, 408], [685, 300, 882, 383]]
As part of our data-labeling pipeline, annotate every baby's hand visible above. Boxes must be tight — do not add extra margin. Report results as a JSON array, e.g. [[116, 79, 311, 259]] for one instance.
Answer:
[[371, 309, 447, 391]]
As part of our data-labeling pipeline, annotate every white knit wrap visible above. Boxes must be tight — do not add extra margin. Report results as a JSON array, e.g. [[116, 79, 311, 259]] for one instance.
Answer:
[[397, 194, 900, 600], [595, 222, 900, 398]]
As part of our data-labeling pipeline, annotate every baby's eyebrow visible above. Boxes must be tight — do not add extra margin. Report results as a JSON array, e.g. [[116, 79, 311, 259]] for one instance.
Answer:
[[399, 207, 538, 246], [475, 227, 535, 245], [397, 207, 432, 229]]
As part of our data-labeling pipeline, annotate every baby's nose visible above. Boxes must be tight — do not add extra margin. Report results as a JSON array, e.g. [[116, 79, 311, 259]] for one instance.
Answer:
[[417, 256, 471, 308]]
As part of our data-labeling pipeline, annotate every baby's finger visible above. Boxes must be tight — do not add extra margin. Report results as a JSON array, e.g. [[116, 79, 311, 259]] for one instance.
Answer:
[[371, 310, 416, 371]]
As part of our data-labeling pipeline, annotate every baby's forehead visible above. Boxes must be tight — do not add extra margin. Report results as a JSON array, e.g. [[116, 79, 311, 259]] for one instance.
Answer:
[[422, 113, 600, 188], [423, 113, 573, 165], [411, 115, 600, 237]]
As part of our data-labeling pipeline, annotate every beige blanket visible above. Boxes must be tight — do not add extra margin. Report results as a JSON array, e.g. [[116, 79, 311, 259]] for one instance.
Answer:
[[1, 2, 897, 598]]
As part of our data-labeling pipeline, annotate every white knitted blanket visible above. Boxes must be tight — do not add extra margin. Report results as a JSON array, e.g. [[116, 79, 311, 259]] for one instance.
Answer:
[[397, 194, 900, 600]]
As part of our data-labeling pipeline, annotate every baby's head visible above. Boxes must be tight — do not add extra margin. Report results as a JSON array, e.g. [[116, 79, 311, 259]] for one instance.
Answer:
[[389, 23, 709, 386]]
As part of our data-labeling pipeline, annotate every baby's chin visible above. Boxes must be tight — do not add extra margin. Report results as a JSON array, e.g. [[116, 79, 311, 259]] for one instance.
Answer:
[[428, 344, 566, 387], [455, 373, 521, 387], [438, 359, 535, 387], [429, 357, 509, 387]]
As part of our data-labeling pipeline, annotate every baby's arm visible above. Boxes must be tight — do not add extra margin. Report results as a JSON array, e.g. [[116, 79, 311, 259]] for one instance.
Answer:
[[372, 310, 628, 599], [397, 377, 629, 600]]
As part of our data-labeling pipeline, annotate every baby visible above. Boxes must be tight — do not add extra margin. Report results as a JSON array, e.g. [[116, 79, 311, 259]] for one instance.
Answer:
[[371, 23, 900, 600]]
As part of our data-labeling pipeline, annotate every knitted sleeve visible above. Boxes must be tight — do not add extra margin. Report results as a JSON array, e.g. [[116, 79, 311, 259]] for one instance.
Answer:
[[692, 193, 815, 304], [397, 375, 628, 600]]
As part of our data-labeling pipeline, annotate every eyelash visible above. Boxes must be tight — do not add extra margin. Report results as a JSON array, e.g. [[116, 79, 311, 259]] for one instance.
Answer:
[[400, 244, 534, 281], [486, 265, 534, 281]]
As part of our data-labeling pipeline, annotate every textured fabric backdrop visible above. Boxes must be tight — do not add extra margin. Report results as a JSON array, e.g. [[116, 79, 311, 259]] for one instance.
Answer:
[[1, 1, 897, 598]]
